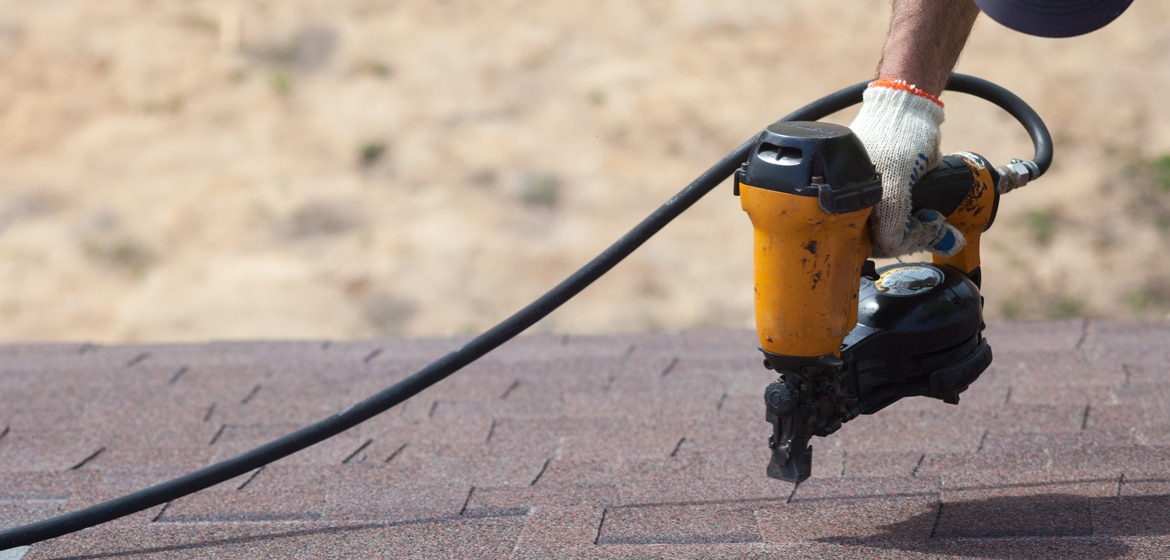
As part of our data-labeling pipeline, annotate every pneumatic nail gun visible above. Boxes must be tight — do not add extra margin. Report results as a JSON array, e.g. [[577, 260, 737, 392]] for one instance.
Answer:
[[734, 82, 1048, 484]]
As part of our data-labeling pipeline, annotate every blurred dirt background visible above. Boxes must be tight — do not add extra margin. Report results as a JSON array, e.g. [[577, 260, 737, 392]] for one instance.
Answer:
[[2, 1, 1170, 342]]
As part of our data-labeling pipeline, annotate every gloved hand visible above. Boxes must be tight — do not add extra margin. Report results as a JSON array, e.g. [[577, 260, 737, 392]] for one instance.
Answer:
[[849, 79, 965, 258]]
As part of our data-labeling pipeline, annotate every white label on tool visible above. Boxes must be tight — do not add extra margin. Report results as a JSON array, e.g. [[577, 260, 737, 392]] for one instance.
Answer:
[[875, 265, 943, 296]]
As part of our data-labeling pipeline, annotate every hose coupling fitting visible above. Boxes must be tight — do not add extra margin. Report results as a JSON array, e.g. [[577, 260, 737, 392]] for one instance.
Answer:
[[995, 158, 1041, 195]]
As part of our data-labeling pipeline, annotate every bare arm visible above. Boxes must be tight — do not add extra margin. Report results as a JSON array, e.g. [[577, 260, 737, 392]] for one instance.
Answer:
[[877, 0, 980, 97]]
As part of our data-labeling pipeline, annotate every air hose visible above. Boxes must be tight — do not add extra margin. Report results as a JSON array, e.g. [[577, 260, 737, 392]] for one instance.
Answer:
[[0, 73, 1051, 550]]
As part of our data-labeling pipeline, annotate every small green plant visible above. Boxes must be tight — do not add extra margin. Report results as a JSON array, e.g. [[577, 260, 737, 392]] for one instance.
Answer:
[[518, 173, 560, 208], [82, 238, 155, 279], [1128, 290, 1156, 312], [589, 89, 606, 107], [1126, 282, 1170, 313], [359, 60, 393, 78], [1122, 154, 1170, 231], [1000, 296, 1023, 320], [271, 71, 292, 94], [1045, 295, 1083, 319], [359, 141, 386, 167], [1152, 154, 1170, 192], [1027, 209, 1056, 245]]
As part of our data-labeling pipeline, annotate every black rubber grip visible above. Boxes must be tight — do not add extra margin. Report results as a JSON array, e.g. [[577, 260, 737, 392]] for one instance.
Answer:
[[910, 155, 976, 217]]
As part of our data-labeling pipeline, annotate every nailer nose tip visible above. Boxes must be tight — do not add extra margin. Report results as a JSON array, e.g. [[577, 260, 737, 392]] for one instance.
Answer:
[[767, 445, 812, 485]]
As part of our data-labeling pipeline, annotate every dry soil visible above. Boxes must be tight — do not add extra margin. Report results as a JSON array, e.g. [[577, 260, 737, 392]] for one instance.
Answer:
[[2, 1, 1170, 342]]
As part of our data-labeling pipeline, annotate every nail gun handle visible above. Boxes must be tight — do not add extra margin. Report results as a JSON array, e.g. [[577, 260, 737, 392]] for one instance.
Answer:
[[910, 154, 984, 217], [910, 153, 1000, 281]]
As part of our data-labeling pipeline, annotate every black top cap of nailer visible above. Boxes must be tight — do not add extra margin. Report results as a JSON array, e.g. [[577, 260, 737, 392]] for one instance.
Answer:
[[975, 0, 1133, 38], [738, 121, 882, 214]]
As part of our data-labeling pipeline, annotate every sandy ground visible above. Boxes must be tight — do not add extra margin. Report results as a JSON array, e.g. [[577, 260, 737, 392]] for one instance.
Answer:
[[2, 1, 1170, 343]]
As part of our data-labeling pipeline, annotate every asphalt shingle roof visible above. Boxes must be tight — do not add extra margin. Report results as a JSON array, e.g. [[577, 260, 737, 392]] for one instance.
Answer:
[[2, 319, 1170, 558]]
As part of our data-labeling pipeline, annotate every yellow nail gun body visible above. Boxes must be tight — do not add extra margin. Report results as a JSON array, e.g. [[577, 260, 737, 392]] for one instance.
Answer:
[[736, 118, 1029, 483]]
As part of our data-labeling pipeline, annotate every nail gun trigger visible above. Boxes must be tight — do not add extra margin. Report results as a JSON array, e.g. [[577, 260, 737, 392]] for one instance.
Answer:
[[861, 259, 878, 281]]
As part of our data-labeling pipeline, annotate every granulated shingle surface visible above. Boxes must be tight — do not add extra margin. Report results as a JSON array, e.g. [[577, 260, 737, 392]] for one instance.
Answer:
[[2, 320, 1170, 558]]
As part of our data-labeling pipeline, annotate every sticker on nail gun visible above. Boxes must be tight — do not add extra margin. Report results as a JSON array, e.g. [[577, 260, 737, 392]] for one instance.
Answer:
[[875, 265, 944, 296]]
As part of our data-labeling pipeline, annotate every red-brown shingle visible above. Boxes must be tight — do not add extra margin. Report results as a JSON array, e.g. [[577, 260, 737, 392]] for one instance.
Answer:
[[3, 321, 1169, 558]]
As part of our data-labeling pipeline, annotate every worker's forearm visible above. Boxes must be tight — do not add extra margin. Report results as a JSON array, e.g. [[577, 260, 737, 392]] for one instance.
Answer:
[[877, 0, 980, 97]]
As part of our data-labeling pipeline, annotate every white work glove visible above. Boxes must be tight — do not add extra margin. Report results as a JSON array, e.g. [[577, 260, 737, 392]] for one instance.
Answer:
[[849, 80, 965, 258]]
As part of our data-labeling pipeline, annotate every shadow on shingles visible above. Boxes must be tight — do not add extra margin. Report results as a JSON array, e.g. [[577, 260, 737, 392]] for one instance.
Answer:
[[42, 514, 520, 560], [41, 524, 382, 560], [820, 492, 1170, 559]]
